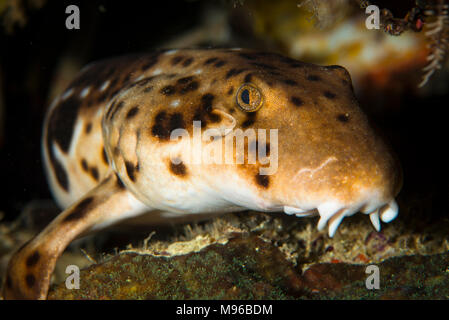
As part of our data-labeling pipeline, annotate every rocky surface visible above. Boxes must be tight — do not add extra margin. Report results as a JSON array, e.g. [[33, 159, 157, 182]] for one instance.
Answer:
[[48, 233, 449, 300], [2, 207, 449, 300]]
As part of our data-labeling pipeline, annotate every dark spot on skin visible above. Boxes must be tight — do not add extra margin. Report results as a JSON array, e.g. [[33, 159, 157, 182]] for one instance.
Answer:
[[290, 96, 304, 107], [324, 91, 336, 99], [191, 93, 217, 128], [151, 111, 183, 141], [46, 107, 70, 191], [85, 122, 92, 134], [227, 87, 234, 95], [283, 79, 297, 86], [50, 155, 69, 192], [126, 106, 139, 119], [102, 148, 108, 164], [25, 274, 35, 288], [171, 56, 183, 66], [214, 60, 226, 68], [201, 93, 214, 112], [160, 85, 176, 96], [244, 73, 253, 83], [208, 112, 222, 123], [63, 196, 95, 222], [151, 111, 168, 140], [169, 112, 185, 131], [182, 57, 193, 67], [81, 159, 89, 172], [337, 113, 350, 122], [48, 96, 80, 153], [307, 75, 321, 81], [179, 81, 199, 94], [226, 68, 246, 79], [143, 86, 153, 93], [26, 251, 40, 267], [113, 146, 120, 156], [175, 76, 199, 93], [90, 167, 99, 181], [255, 173, 269, 188], [125, 161, 138, 182], [169, 161, 187, 176], [242, 112, 256, 128], [193, 108, 208, 128], [177, 76, 194, 84], [204, 57, 218, 65]]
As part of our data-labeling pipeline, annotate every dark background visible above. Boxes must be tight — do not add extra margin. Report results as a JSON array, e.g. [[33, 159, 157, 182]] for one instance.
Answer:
[[0, 0, 204, 220], [0, 0, 448, 226]]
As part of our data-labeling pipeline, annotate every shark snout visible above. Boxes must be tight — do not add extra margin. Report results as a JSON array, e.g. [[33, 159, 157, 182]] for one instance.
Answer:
[[282, 150, 402, 237]]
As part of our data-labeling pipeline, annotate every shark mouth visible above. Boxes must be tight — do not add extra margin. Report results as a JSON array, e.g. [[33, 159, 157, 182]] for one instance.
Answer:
[[283, 200, 399, 237]]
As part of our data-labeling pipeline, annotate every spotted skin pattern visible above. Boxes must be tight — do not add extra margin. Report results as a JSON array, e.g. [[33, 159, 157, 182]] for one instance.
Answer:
[[3, 48, 402, 299]]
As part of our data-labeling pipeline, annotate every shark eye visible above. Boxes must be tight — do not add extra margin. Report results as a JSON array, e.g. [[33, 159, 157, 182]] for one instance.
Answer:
[[236, 83, 263, 112]]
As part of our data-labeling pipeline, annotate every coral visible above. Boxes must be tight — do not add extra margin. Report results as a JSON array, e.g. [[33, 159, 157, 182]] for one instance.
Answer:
[[419, 0, 449, 87]]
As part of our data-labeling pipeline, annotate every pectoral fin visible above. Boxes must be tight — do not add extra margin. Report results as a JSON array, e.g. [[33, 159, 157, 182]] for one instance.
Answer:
[[2, 173, 148, 299]]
